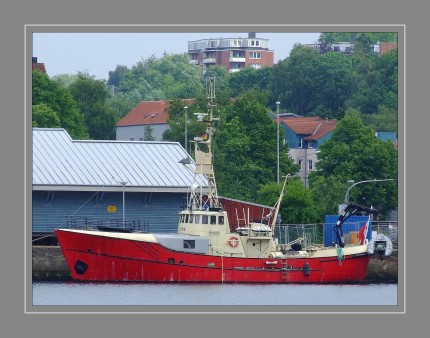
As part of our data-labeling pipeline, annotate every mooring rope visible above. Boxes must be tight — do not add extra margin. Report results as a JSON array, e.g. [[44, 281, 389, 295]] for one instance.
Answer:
[[32, 233, 55, 243]]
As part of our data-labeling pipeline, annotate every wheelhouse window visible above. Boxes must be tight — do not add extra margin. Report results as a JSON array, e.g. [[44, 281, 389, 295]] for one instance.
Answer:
[[219, 216, 224, 225], [202, 215, 209, 224], [210, 215, 217, 225], [183, 240, 195, 249]]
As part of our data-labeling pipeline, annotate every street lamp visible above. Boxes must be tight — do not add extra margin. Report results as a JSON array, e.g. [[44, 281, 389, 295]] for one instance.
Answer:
[[119, 181, 128, 227], [276, 101, 280, 184], [347, 179, 355, 192], [295, 150, 320, 187], [184, 106, 188, 153], [344, 178, 395, 204]]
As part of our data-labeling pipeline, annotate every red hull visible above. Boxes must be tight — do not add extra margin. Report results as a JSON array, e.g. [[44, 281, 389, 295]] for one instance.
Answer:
[[55, 229, 370, 283]]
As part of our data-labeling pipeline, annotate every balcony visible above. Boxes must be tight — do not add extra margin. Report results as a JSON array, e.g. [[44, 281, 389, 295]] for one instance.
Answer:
[[229, 57, 246, 62], [189, 60, 199, 65], [202, 58, 216, 64], [229, 69, 241, 73]]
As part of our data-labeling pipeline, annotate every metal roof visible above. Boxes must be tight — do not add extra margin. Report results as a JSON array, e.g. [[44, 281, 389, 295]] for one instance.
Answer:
[[32, 128, 206, 192]]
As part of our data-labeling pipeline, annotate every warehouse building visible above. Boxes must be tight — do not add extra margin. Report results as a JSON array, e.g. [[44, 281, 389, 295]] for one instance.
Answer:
[[32, 128, 273, 242]]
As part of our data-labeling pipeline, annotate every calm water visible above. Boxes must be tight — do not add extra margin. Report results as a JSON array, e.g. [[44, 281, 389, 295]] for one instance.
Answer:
[[32, 282, 398, 307]]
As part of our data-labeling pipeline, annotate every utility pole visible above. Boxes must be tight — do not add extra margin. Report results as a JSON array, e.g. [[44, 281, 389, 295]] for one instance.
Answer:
[[276, 101, 280, 184]]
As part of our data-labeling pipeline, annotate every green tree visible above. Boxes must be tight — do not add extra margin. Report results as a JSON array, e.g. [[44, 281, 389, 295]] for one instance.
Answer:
[[32, 70, 88, 139], [144, 125, 155, 141], [280, 178, 318, 224], [257, 179, 318, 224], [309, 114, 397, 216], [312, 52, 355, 118], [68, 73, 116, 140], [214, 91, 297, 201], [309, 175, 348, 221], [124, 53, 204, 100], [348, 47, 397, 117], [162, 99, 207, 151], [202, 66, 231, 105], [107, 65, 130, 87], [229, 66, 273, 100], [51, 74, 78, 88], [359, 105, 398, 132], [32, 103, 61, 128], [318, 32, 397, 45], [109, 54, 205, 122], [272, 45, 319, 115]]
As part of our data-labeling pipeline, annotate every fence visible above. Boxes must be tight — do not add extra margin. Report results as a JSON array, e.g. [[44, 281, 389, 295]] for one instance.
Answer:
[[274, 221, 398, 248], [274, 223, 324, 248]]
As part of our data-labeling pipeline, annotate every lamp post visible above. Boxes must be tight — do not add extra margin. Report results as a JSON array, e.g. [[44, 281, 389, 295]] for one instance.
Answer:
[[276, 101, 280, 184], [119, 181, 128, 227], [295, 150, 320, 187], [344, 178, 395, 204], [184, 106, 188, 153]]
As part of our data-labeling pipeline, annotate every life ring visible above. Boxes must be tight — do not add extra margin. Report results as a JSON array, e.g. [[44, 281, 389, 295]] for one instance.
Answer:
[[227, 236, 239, 248]]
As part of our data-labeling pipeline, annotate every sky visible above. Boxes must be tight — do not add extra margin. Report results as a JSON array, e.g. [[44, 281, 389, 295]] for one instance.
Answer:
[[32, 31, 321, 80]]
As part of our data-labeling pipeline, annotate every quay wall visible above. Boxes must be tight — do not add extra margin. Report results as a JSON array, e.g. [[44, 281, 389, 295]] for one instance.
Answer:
[[32, 246, 398, 282]]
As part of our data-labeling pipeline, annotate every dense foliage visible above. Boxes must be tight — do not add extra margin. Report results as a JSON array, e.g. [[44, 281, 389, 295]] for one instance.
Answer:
[[68, 73, 116, 140], [214, 90, 298, 201], [308, 114, 398, 217], [32, 70, 89, 139]]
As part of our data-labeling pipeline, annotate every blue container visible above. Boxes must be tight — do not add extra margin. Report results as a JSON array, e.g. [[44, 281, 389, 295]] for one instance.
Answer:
[[324, 215, 372, 247]]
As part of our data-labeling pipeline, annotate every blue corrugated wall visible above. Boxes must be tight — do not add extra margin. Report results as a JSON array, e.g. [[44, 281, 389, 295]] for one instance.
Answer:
[[32, 191, 187, 234]]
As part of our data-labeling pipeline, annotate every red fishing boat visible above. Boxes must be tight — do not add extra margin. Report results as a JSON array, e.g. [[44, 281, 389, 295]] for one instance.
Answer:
[[55, 79, 381, 283]]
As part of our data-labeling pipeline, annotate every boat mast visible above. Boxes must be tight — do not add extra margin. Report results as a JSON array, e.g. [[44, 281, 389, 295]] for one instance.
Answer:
[[190, 77, 220, 210], [270, 174, 290, 236]]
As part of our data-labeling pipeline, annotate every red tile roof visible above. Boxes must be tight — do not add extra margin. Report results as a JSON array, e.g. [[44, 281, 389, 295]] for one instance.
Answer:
[[32, 62, 46, 73], [379, 42, 397, 55], [116, 99, 193, 127], [279, 116, 336, 140]]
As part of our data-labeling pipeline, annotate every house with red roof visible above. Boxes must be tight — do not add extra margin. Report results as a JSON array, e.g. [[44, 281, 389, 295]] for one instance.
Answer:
[[279, 115, 337, 187], [116, 99, 192, 141], [32, 57, 46, 73]]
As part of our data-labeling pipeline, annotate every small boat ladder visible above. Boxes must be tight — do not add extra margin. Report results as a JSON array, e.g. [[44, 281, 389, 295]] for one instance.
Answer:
[[281, 258, 288, 279]]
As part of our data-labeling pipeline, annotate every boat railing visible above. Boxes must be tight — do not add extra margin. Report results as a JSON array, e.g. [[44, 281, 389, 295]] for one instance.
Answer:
[[64, 216, 149, 232], [275, 223, 324, 248]]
